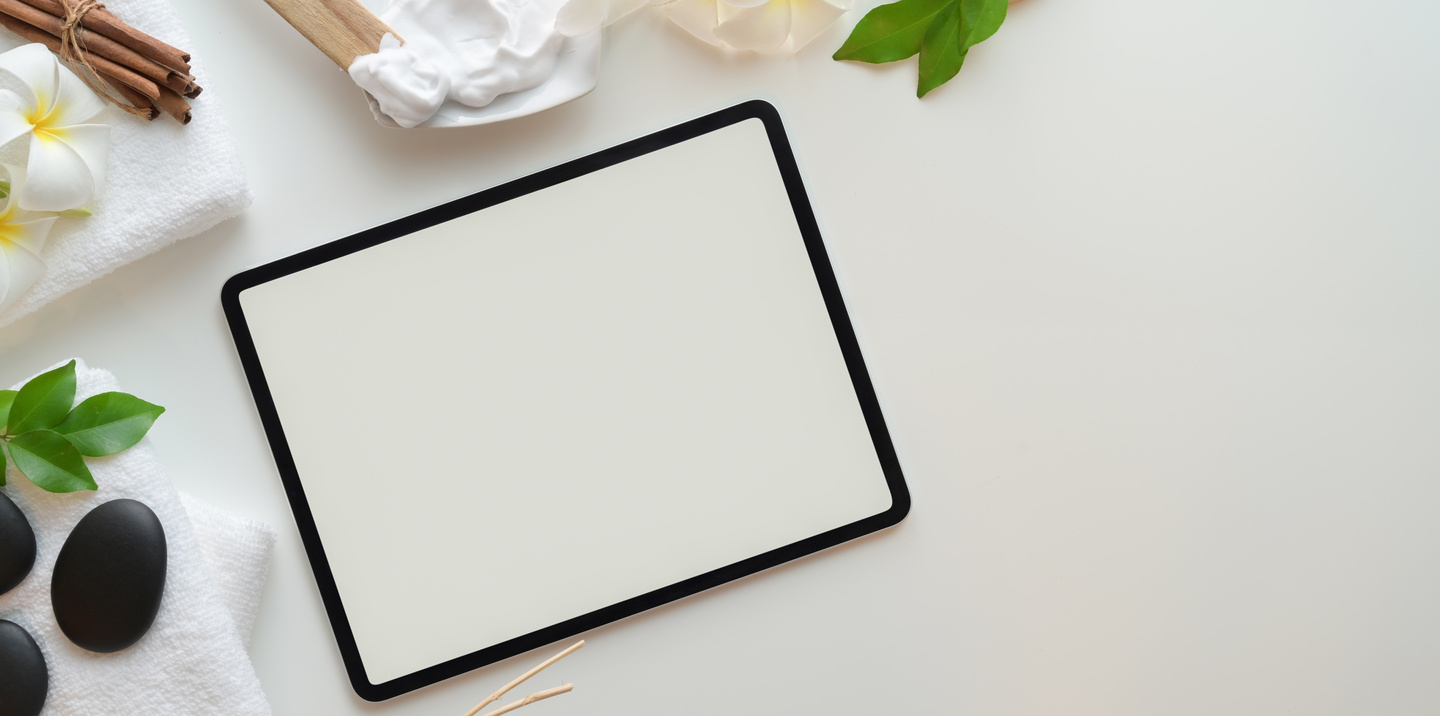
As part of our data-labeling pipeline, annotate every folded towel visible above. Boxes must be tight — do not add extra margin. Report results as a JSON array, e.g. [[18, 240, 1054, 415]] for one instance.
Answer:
[[0, 0, 251, 330], [0, 360, 272, 715], [181, 492, 276, 649]]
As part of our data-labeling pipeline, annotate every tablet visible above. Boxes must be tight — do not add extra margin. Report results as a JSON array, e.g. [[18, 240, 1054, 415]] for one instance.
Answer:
[[222, 100, 910, 701]]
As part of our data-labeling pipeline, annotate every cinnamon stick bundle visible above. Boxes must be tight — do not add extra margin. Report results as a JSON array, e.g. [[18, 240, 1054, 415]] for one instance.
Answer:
[[0, 12, 159, 98], [22, 0, 187, 71], [0, 0, 201, 122]]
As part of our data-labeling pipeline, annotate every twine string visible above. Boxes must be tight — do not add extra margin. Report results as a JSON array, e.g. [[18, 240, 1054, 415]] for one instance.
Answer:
[[56, 0, 150, 116]]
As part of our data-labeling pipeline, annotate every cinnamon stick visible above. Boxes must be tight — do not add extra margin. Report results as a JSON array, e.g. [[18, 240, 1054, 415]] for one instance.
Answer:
[[162, 72, 188, 94], [106, 77, 157, 120], [153, 85, 189, 124], [163, 70, 200, 98], [16, 0, 188, 72], [0, 12, 160, 99]]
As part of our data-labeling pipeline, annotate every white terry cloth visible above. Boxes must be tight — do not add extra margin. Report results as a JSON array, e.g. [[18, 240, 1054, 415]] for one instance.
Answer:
[[181, 492, 276, 649], [0, 0, 251, 330], [0, 360, 272, 715]]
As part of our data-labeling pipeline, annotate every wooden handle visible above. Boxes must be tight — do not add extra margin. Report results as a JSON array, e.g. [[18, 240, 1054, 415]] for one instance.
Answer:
[[261, 0, 398, 69]]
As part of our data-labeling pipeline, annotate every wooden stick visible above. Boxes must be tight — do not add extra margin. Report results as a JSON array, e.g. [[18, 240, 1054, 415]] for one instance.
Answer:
[[479, 684, 573, 716], [105, 77, 157, 119], [260, 0, 399, 69], [16, 0, 188, 71], [461, 641, 584, 716], [0, 12, 159, 99], [153, 85, 189, 124]]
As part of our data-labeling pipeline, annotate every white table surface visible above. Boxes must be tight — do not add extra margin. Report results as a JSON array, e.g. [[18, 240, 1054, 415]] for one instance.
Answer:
[[1, 0, 1438, 713]]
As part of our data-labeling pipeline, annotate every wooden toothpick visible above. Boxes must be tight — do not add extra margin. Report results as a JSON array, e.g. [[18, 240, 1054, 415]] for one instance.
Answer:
[[479, 684, 573, 716], [461, 641, 584, 716]]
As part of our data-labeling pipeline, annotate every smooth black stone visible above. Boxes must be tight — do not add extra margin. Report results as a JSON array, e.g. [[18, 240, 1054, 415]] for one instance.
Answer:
[[51, 499, 167, 653], [0, 619, 48, 716], [0, 491, 37, 595]]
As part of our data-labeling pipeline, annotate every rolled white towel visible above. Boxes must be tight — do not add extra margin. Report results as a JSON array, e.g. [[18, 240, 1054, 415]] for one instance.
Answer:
[[181, 493, 276, 650], [0, 360, 273, 715]]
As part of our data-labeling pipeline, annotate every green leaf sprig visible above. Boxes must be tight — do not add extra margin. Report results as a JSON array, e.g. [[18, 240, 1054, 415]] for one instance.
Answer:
[[0, 361, 164, 493], [834, 0, 1008, 97]]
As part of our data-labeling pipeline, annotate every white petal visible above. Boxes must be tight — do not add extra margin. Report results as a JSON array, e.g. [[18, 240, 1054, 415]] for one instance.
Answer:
[[556, 0, 608, 37], [20, 130, 96, 212], [787, 0, 846, 50], [0, 241, 9, 308], [44, 59, 108, 127], [49, 123, 107, 193], [0, 44, 54, 116], [715, 0, 791, 51], [719, 0, 769, 9], [667, 0, 723, 46], [605, 0, 652, 24], [0, 90, 34, 149], [0, 235, 46, 313]]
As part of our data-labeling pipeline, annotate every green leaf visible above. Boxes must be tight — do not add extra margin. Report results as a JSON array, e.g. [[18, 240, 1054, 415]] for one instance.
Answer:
[[54, 392, 165, 457], [0, 179, 9, 199], [960, 0, 1007, 47], [833, 0, 951, 64], [1, 445, 7, 487], [0, 390, 16, 433], [9, 360, 76, 435], [57, 207, 93, 218], [918, 1, 966, 98], [9, 429, 96, 493]]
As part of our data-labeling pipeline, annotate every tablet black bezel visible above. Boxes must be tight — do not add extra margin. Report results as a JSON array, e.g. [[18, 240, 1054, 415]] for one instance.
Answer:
[[221, 100, 910, 702]]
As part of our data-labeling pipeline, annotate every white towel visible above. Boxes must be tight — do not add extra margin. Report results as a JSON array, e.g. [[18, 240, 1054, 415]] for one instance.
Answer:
[[0, 360, 273, 715], [0, 0, 251, 330], [180, 492, 276, 649]]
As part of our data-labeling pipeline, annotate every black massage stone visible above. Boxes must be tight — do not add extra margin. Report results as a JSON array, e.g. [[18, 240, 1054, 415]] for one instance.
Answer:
[[51, 499, 168, 653], [0, 491, 37, 595], [0, 619, 48, 716]]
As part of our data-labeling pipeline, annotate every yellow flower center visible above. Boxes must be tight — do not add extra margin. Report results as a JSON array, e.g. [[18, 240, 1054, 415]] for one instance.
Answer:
[[25, 89, 59, 133], [27, 108, 51, 131], [24, 99, 72, 163]]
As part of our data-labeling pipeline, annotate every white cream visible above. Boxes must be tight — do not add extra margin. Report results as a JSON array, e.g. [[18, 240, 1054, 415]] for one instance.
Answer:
[[348, 34, 449, 128], [348, 0, 567, 128]]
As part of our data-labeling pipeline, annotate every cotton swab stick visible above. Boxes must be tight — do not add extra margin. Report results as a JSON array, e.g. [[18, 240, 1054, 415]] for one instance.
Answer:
[[461, 641, 585, 716]]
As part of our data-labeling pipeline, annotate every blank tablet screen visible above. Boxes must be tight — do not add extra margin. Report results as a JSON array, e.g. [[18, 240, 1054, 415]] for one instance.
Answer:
[[225, 102, 908, 700]]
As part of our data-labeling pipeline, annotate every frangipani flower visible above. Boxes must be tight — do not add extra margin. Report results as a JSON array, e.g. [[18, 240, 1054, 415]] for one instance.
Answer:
[[0, 43, 110, 212], [556, 0, 667, 37], [667, 0, 848, 53], [0, 163, 57, 314]]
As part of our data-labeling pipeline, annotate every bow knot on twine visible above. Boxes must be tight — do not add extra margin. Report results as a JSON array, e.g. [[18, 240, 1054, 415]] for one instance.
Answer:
[[56, 0, 151, 116]]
